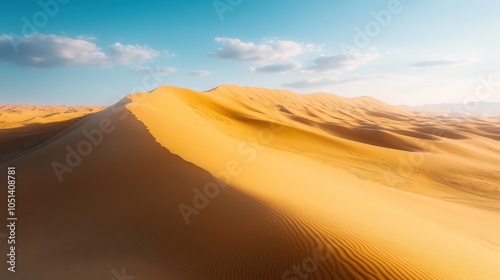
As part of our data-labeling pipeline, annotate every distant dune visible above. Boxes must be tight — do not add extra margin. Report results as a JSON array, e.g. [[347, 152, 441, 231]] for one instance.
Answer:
[[405, 102, 500, 117], [0, 105, 104, 160], [1, 85, 499, 279]]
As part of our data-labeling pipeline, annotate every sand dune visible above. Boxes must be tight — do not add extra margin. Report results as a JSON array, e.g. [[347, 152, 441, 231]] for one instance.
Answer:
[[0, 105, 104, 160], [0, 105, 104, 129], [1, 85, 499, 279]]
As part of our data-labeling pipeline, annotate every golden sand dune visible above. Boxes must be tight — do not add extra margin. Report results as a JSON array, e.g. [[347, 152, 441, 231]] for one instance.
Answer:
[[0, 105, 104, 159], [0, 85, 499, 279], [0, 105, 104, 129]]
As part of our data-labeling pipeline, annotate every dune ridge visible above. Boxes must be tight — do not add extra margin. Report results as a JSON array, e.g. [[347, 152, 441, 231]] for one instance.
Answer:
[[0, 85, 499, 279]]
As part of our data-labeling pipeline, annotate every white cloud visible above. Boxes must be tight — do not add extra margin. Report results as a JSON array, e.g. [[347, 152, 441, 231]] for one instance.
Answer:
[[283, 77, 364, 89], [210, 37, 321, 61], [410, 57, 476, 68], [304, 53, 380, 73], [107, 42, 160, 65], [250, 61, 301, 74], [0, 33, 162, 68], [284, 75, 411, 89], [188, 70, 211, 76], [130, 65, 177, 74]]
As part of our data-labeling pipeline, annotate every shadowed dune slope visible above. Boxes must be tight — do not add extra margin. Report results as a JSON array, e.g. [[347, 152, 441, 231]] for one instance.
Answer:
[[1, 85, 500, 279]]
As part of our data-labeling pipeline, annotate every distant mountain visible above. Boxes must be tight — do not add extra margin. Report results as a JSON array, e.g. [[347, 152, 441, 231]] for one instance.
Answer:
[[403, 102, 500, 117]]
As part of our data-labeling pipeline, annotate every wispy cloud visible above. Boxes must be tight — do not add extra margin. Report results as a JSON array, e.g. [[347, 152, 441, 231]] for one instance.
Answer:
[[210, 37, 321, 62], [410, 57, 476, 68], [430, 78, 475, 86], [304, 53, 380, 73], [76, 35, 97, 41], [163, 50, 177, 57], [284, 75, 411, 89], [188, 70, 211, 76], [250, 61, 301, 74], [107, 42, 160, 65], [129, 65, 177, 73], [0, 33, 163, 68]]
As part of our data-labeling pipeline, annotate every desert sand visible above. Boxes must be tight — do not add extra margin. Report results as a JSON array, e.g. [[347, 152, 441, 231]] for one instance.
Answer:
[[0, 85, 499, 279], [0, 105, 104, 159]]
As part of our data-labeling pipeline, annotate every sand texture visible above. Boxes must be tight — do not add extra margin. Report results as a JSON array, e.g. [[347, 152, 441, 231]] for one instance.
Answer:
[[0, 85, 499, 279]]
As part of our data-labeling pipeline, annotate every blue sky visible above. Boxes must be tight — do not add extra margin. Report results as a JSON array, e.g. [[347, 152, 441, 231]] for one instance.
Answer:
[[1, 0, 499, 105]]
